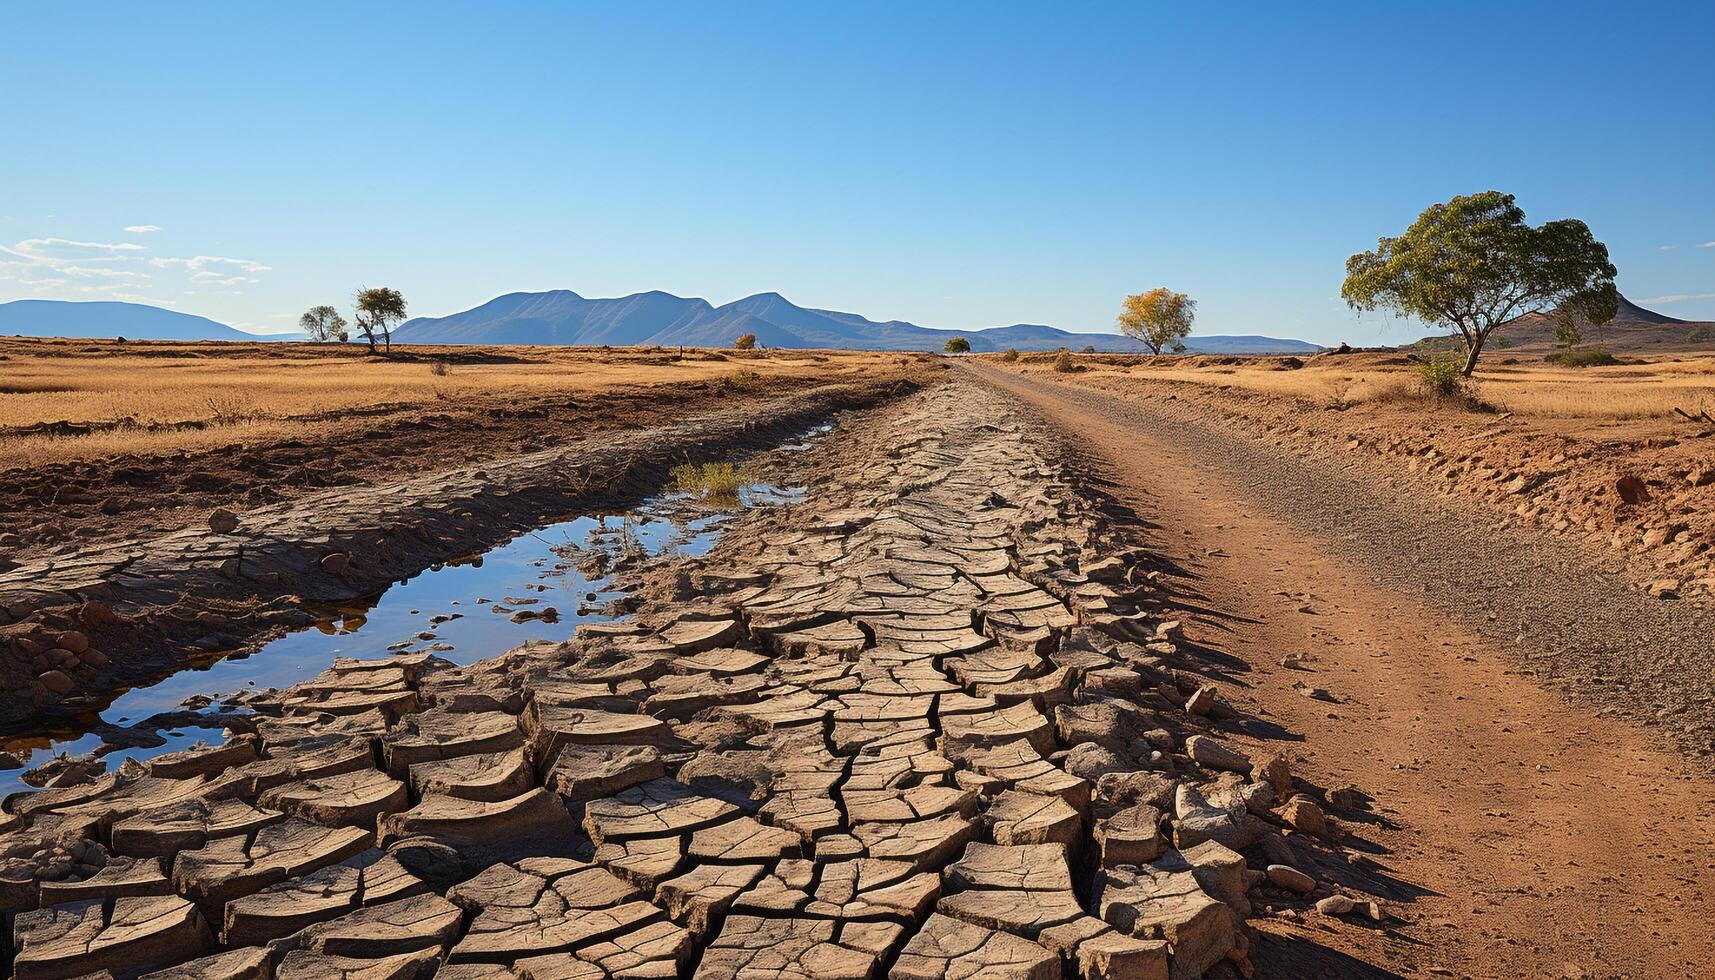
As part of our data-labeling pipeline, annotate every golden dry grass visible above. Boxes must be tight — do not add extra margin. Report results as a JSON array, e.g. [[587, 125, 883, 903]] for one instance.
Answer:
[[0, 340, 922, 467], [1046, 352, 1715, 420]]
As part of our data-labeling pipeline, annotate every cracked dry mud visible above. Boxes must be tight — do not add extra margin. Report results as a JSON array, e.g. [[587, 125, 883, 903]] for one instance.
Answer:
[[0, 379, 1327, 979]]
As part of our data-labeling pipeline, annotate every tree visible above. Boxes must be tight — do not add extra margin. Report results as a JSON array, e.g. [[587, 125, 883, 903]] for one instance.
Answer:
[[299, 305, 348, 343], [734, 333, 757, 350], [1116, 288, 1195, 354], [944, 337, 971, 354], [1342, 191, 1616, 377], [353, 287, 408, 353]]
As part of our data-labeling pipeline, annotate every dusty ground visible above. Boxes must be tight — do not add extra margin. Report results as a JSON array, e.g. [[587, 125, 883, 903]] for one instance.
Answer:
[[972, 363, 1715, 978], [0, 338, 940, 562], [992, 349, 1715, 604]]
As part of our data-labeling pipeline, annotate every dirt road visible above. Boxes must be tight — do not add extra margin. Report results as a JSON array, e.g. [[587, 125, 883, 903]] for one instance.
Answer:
[[969, 363, 1715, 978]]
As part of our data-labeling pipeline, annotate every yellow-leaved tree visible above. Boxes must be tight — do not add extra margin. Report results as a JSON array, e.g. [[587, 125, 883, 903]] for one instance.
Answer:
[[1116, 288, 1195, 354]]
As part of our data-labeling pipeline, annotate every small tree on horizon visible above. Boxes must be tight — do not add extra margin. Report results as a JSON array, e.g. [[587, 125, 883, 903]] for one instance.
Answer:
[[734, 332, 757, 350], [354, 287, 408, 354], [1117, 288, 1196, 354], [300, 305, 348, 343], [944, 337, 971, 354], [1341, 190, 1616, 377]]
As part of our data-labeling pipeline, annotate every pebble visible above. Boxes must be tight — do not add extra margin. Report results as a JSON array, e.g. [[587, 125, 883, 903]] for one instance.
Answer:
[[208, 508, 239, 534], [1316, 894, 1355, 915], [1266, 864, 1316, 893]]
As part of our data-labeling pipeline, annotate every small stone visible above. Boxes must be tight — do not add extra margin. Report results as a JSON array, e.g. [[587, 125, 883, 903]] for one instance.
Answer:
[[38, 670, 74, 694], [1648, 580, 1680, 599], [1265, 864, 1315, 893], [1280, 796, 1326, 835], [1316, 894, 1355, 916], [1326, 784, 1361, 812], [1251, 755, 1291, 797], [1185, 686, 1217, 716], [1615, 476, 1650, 504], [208, 509, 239, 533], [1185, 735, 1251, 773], [321, 552, 351, 574]]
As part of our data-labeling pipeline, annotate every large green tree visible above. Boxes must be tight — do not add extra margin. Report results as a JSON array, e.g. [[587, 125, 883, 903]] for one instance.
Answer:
[[944, 337, 971, 354], [1116, 288, 1195, 354], [354, 287, 408, 353], [1342, 191, 1616, 376]]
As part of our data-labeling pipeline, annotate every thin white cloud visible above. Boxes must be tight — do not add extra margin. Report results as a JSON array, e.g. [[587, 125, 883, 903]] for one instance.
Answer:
[[1659, 245, 1676, 250], [190, 272, 259, 286], [1699, 242, 1715, 248], [3, 237, 146, 264], [61, 265, 148, 279], [123, 225, 163, 233], [149, 254, 271, 274], [1639, 292, 1715, 304]]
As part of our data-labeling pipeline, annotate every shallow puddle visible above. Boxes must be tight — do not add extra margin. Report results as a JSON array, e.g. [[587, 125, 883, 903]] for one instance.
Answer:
[[0, 480, 805, 797]]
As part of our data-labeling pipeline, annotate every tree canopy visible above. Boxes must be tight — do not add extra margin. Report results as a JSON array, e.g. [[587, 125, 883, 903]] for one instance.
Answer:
[[1116, 288, 1195, 355], [354, 287, 408, 353], [299, 305, 348, 343], [1341, 190, 1616, 376], [944, 337, 971, 354], [734, 332, 757, 350]]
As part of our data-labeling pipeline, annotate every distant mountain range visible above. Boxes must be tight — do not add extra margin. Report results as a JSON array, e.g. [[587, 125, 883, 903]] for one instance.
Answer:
[[394, 289, 1324, 354], [0, 300, 283, 342], [0, 294, 1326, 354]]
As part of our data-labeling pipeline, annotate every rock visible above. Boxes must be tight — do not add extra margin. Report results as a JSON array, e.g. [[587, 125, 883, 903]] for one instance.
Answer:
[[1097, 861, 1235, 978], [1266, 864, 1316, 893], [1094, 804, 1164, 866], [37, 670, 74, 694], [320, 552, 351, 574], [1326, 784, 1362, 812], [1185, 735, 1251, 773], [1648, 579, 1681, 599], [987, 789, 1082, 847], [208, 509, 239, 534], [1615, 476, 1650, 504], [1185, 685, 1217, 716], [1251, 754, 1292, 797], [1076, 930, 1169, 980], [1280, 795, 1327, 835], [1063, 742, 1131, 782], [1642, 526, 1672, 549], [892, 912, 1061, 979], [1316, 894, 1355, 916]]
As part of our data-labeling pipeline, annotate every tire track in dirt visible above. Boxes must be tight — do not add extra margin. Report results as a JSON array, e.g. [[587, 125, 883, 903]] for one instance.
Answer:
[[969, 363, 1715, 979]]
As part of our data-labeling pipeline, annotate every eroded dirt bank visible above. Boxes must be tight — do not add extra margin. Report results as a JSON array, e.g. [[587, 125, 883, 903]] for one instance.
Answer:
[[969, 362, 1715, 978], [0, 379, 917, 728], [0, 378, 1362, 979]]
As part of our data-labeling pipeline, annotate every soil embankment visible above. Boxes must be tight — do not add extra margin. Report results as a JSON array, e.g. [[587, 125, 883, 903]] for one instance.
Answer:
[[969, 362, 1715, 978], [0, 378, 920, 728]]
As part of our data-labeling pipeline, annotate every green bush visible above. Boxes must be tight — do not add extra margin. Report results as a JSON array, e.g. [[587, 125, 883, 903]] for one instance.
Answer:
[[944, 337, 971, 354], [1545, 346, 1617, 367], [1687, 326, 1714, 343], [1415, 353, 1467, 399]]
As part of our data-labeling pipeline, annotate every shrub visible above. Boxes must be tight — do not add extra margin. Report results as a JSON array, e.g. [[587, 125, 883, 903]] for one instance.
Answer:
[[1545, 346, 1617, 367], [1053, 350, 1076, 373], [428, 360, 451, 376], [1415, 353, 1468, 399], [1687, 326, 1714, 343], [670, 461, 753, 499], [1082, 344, 1096, 354], [999, 348, 1019, 362], [734, 333, 757, 350], [944, 337, 971, 354]]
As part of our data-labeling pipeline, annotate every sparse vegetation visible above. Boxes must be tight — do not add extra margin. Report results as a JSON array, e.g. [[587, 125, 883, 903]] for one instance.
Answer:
[[723, 369, 764, 391], [1546, 346, 1618, 367], [1116, 288, 1196, 354], [1688, 326, 1714, 343], [999, 348, 1019, 362], [428, 360, 452, 376], [1082, 344, 1096, 354], [1053, 350, 1076, 373], [945, 337, 971, 354], [734, 333, 757, 350], [1416, 353, 1469, 400], [1342, 190, 1617, 377], [670, 461, 756, 499]]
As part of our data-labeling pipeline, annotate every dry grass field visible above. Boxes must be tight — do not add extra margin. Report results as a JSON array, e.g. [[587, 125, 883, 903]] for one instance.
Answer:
[[0, 338, 938, 556], [1008, 348, 1715, 420], [0, 338, 917, 468]]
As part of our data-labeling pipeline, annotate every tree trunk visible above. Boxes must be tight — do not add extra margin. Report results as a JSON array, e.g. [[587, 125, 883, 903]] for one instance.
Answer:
[[1461, 335, 1484, 377]]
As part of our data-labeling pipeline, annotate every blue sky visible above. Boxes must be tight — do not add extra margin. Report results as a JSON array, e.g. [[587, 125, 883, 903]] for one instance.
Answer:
[[2, 1, 1710, 343]]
